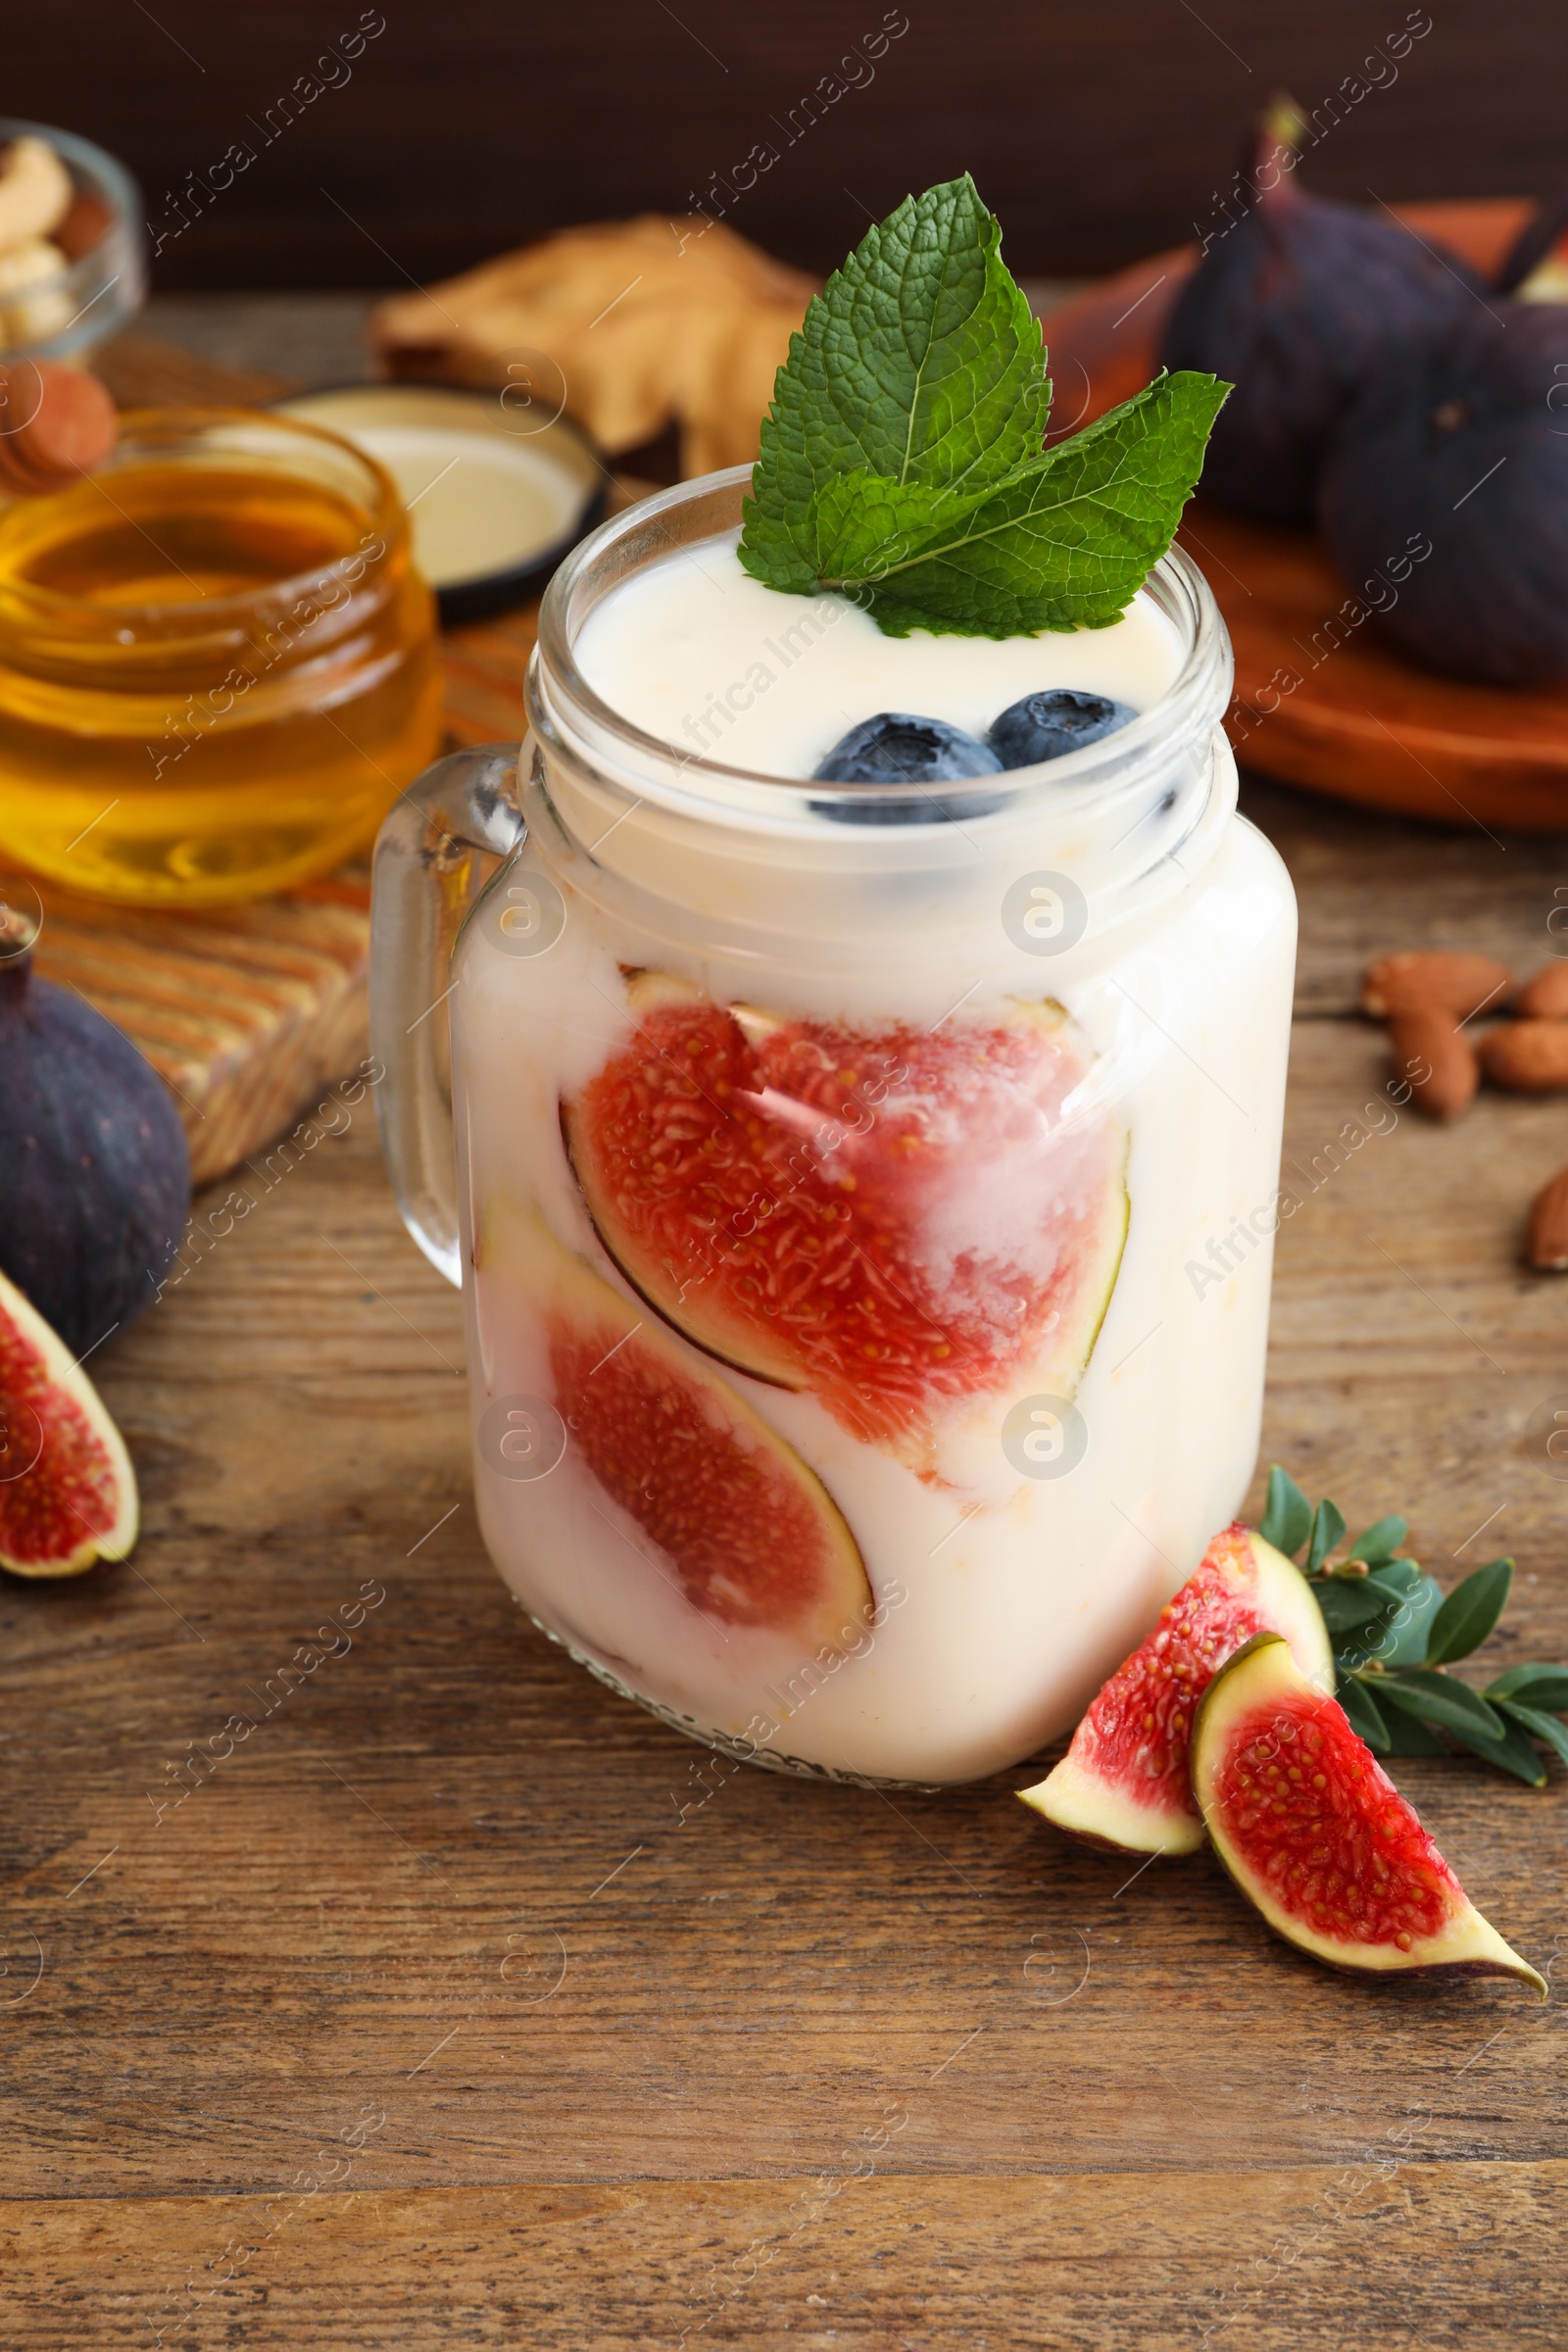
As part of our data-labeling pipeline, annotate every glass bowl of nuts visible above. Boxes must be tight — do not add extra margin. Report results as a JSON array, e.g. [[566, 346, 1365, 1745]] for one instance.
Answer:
[[0, 120, 146, 364]]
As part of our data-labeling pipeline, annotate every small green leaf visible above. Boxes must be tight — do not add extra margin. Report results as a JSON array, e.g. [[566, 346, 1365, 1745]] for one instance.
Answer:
[[1494, 1698, 1568, 1770], [1378, 1671, 1506, 1742], [1345, 1515, 1408, 1566], [1313, 1579, 1399, 1636], [1484, 1662, 1568, 1711], [1359, 1574, 1445, 1670], [1443, 1716, 1549, 1788], [1425, 1556, 1513, 1666], [1305, 1498, 1347, 1577], [1377, 1707, 1450, 1758], [1363, 1556, 1424, 1597], [1259, 1466, 1312, 1558], [1338, 1676, 1392, 1752]]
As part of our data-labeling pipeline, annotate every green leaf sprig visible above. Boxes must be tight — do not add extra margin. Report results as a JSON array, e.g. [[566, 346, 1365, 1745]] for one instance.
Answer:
[[1259, 1465, 1568, 1788], [739, 173, 1229, 638]]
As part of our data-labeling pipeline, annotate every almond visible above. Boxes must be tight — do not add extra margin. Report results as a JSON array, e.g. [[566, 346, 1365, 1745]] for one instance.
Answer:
[[1361, 951, 1512, 1022], [1478, 1019, 1568, 1093], [1517, 963, 1568, 1019], [1527, 1165, 1568, 1271], [1388, 1008, 1478, 1120]]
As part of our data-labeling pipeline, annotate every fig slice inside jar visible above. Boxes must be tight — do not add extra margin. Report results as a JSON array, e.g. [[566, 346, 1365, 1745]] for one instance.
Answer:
[[562, 974, 1129, 1455]]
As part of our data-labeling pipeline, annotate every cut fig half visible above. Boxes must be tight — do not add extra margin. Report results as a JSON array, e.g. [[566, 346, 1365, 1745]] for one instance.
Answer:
[[1193, 1634, 1545, 1992], [561, 972, 1129, 1451], [491, 1205, 874, 1651], [0, 1267, 137, 1578], [1019, 1524, 1333, 1857]]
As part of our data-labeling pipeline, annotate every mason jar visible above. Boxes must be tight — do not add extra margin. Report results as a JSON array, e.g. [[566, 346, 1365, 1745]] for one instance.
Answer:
[[371, 466, 1297, 1786]]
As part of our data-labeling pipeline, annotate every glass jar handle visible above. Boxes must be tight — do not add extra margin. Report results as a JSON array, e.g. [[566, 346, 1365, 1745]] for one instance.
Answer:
[[369, 742, 524, 1286]]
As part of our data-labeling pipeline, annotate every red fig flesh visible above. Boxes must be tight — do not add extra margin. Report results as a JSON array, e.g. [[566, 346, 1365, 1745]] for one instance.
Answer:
[[562, 974, 1127, 1454], [1018, 1524, 1333, 1856], [1193, 1635, 1544, 1990], [490, 1206, 872, 1649], [0, 1266, 137, 1577]]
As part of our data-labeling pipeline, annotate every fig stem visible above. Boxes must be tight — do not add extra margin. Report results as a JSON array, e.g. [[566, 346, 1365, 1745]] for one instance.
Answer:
[[1242, 92, 1306, 207]]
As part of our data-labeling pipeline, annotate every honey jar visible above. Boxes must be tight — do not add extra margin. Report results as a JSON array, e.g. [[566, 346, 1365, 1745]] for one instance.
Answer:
[[0, 406, 443, 904]]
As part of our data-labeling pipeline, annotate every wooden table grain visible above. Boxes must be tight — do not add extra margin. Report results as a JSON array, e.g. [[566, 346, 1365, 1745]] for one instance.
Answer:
[[5, 776, 1567, 2349], [6, 309, 1568, 2339]]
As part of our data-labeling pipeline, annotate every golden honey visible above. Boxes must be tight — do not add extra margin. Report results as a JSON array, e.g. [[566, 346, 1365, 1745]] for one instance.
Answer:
[[0, 407, 443, 905]]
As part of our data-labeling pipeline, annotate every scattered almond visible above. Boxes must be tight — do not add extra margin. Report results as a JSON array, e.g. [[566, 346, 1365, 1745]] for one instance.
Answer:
[[1526, 1165, 1568, 1271], [1389, 1008, 1478, 1120], [1361, 950, 1512, 1022], [1478, 1020, 1568, 1094], [1517, 963, 1568, 1020]]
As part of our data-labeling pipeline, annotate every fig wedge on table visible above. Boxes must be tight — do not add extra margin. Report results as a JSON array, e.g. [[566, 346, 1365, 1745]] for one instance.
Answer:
[[1018, 1523, 1333, 1856], [1192, 1634, 1544, 1991], [0, 1266, 137, 1577]]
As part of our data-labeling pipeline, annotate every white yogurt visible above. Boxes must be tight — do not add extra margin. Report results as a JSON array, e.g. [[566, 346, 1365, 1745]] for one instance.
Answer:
[[451, 516, 1296, 1786], [572, 534, 1184, 778]]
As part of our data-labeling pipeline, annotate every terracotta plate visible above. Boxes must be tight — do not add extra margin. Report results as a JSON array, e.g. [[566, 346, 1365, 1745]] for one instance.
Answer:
[[1042, 199, 1568, 833]]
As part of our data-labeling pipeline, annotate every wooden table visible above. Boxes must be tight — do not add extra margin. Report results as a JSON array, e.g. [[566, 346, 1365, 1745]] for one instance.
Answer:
[[5, 347, 1568, 2348]]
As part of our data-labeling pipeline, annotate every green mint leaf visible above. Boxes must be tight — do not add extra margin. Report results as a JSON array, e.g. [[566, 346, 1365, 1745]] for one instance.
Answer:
[[1338, 1676, 1392, 1752], [1441, 1716, 1549, 1788], [1378, 1671, 1505, 1743], [741, 173, 1050, 598], [1305, 1496, 1348, 1577], [1484, 1662, 1568, 1711], [1494, 1698, 1568, 1771], [804, 466, 972, 586], [1345, 1514, 1408, 1566], [738, 172, 1228, 635], [808, 372, 1228, 637], [1425, 1556, 1513, 1666], [1259, 1466, 1312, 1558]]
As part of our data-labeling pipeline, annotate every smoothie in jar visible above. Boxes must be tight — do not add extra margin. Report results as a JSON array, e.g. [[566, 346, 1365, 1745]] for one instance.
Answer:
[[377, 177, 1297, 1785]]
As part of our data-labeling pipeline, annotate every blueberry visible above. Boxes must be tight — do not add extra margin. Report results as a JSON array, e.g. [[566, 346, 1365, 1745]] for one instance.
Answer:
[[809, 711, 1004, 826], [986, 689, 1137, 770], [812, 711, 1003, 786]]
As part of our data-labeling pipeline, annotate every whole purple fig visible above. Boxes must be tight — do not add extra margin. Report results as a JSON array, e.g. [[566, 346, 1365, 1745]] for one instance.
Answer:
[[1162, 108, 1480, 524], [1318, 302, 1568, 684], [0, 933, 190, 1355]]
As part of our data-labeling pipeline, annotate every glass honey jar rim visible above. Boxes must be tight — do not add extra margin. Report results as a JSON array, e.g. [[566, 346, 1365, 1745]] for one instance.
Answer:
[[0, 403, 411, 657]]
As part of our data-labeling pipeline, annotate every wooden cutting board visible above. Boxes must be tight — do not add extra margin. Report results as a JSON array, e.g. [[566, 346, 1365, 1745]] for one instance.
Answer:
[[15, 338, 546, 1189], [1043, 197, 1568, 832], [7, 865, 374, 1190]]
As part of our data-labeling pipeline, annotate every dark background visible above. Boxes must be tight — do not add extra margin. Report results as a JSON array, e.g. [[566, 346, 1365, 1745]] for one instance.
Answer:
[[11, 1, 1568, 289]]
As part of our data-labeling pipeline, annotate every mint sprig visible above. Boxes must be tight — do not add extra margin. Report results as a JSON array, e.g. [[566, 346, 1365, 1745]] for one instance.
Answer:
[[1260, 1465, 1568, 1788], [739, 173, 1229, 638]]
